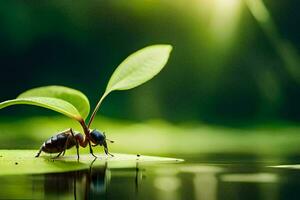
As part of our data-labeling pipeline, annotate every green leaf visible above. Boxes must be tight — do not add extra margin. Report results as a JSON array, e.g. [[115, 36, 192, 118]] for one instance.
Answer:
[[87, 45, 172, 127], [18, 85, 90, 120], [0, 97, 82, 121], [106, 44, 172, 93], [0, 150, 183, 175]]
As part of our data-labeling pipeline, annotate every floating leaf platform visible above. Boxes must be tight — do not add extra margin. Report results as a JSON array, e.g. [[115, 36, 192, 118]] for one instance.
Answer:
[[0, 150, 183, 176]]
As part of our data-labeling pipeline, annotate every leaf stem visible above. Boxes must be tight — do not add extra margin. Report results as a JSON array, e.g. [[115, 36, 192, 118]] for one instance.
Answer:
[[79, 119, 90, 138], [87, 92, 109, 128]]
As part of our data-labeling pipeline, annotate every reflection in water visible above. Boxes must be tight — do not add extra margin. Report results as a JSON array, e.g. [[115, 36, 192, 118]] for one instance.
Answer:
[[194, 172, 218, 200], [4, 160, 300, 199], [80, 159, 110, 199], [180, 165, 224, 200], [220, 173, 279, 200], [66, 160, 145, 199], [221, 173, 279, 183], [154, 175, 181, 200], [37, 159, 143, 199]]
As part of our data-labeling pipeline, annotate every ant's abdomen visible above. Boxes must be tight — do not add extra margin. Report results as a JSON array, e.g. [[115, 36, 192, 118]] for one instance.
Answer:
[[42, 133, 75, 153]]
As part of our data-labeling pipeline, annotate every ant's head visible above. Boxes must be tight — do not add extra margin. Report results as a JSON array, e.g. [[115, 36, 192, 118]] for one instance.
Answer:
[[90, 129, 114, 156], [90, 129, 106, 145], [90, 129, 114, 146]]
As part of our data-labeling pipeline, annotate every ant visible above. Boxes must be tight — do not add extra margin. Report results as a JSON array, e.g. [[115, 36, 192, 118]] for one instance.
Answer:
[[35, 99, 114, 160]]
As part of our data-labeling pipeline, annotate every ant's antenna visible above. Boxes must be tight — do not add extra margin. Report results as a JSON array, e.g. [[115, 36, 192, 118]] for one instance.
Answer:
[[106, 139, 114, 143], [103, 132, 114, 143], [87, 92, 109, 128]]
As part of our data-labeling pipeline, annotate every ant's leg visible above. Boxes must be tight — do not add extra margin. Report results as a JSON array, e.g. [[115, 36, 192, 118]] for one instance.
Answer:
[[54, 138, 69, 158], [70, 129, 80, 160], [62, 132, 76, 158], [54, 151, 63, 158], [35, 146, 43, 157], [107, 151, 114, 157], [62, 149, 66, 156], [54, 133, 71, 159], [88, 141, 97, 158], [75, 145, 80, 160], [103, 141, 114, 157], [104, 147, 114, 157]]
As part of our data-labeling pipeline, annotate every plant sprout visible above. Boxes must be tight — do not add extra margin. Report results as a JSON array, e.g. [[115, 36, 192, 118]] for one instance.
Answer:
[[0, 44, 173, 158]]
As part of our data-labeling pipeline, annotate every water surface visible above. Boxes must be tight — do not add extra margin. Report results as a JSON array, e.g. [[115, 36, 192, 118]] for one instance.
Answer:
[[1, 154, 300, 200]]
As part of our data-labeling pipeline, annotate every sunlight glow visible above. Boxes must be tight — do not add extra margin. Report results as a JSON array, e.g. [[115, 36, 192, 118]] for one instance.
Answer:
[[209, 0, 242, 45], [246, 0, 300, 83], [245, 0, 270, 23]]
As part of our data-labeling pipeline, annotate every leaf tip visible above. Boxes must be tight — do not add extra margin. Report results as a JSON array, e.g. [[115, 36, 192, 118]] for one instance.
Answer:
[[164, 44, 173, 52], [155, 44, 173, 54]]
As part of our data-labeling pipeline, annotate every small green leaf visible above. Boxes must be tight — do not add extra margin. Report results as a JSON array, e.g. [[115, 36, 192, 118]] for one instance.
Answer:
[[0, 150, 183, 175], [106, 44, 172, 93], [0, 97, 82, 121], [18, 85, 90, 120]]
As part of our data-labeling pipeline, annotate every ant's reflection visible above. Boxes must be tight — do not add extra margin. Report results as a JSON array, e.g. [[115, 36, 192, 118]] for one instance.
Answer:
[[42, 159, 144, 200], [135, 162, 143, 194], [78, 158, 110, 199]]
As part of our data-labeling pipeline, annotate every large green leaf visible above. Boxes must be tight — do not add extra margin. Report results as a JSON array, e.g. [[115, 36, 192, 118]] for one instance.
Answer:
[[105, 44, 172, 93], [0, 150, 183, 175], [18, 85, 90, 120], [0, 97, 82, 121]]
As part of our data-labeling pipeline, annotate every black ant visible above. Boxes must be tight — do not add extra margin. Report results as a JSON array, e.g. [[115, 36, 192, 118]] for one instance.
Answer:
[[35, 100, 114, 160]]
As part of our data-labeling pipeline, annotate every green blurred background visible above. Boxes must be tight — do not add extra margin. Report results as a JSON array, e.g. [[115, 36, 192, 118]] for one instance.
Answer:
[[0, 0, 300, 156], [1, 0, 300, 123]]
